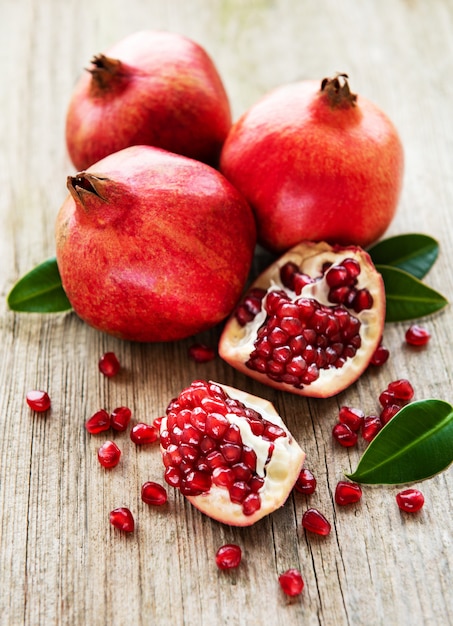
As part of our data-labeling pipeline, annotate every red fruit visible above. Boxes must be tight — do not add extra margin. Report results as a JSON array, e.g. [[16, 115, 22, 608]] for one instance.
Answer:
[[332, 422, 358, 447], [278, 569, 304, 596], [335, 481, 363, 505], [219, 241, 385, 398], [215, 544, 242, 569], [220, 73, 404, 253], [361, 415, 382, 442], [97, 441, 121, 468], [159, 380, 305, 526], [338, 406, 364, 431], [66, 30, 231, 170], [141, 481, 168, 506], [386, 379, 414, 402], [110, 406, 132, 431], [55, 146, 256, 342], [405, 324, 431, 347], [188, 343, 216, 363], [85, 409, 111, 434], [396, 489, 425, 513], [130, 423, 159, 445], [26, 390, 51, 412], [109, 507, 135, 532], [302, 508, 331, 536], [294, 468, 317, 495], [99, 352, 120, 377]]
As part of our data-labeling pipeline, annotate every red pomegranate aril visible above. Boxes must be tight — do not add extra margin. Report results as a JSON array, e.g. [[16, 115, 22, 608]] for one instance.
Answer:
[[153, 416, 164, 430], [361, 415, 382, 442], [387, 379, 414, 402], [229, 481, 250, 504], [141, 481, 168, 506], [85, 409, 111, 434], [370, 342, 390, 366], [188, 343, 216, 363], [26, 390, 51, 412], [326, 264, 349, 288], [98, 352, 120, 377], [405, 324, 431, 347], [109, 507, 134, 532], [335, 481, 363, 505], [332, 422, 358, 447], [180, 470, 212, 496], [294, 468, 317, 495], [164, 466, 181, 487], [379, 389, 398, 408], [279, 568, 304, 597], [212, 466, 235, 488], [380, 404, 401, 425], [97, 441, 121, 468], [302, 508, 331, 536], [215, 544, 242, 569], [242, 492, 261, 516], [339, 406, 364, 431], [396, 489, 425, 513], [110, 406, 132, 431]]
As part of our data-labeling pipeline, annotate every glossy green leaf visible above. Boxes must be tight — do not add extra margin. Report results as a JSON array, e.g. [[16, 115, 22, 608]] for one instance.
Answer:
[[377, 265, 448, 322], [7, 257, 72, 313], [368, 233, 439, 279], [346, 399, 453, 485]]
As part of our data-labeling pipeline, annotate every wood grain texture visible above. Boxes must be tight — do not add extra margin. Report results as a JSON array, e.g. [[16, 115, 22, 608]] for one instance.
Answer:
[[1, 1, 453, 625]]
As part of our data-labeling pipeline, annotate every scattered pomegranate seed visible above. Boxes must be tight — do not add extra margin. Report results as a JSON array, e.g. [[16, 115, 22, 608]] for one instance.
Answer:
[[85, 409, 111, 434], [396, 489, 425, 513], [361, 415, 382, 442], [380, 404, 401, 425], [338, 406, 364, 431], [26, 390, 51, 412], [141, 481, 168, 506], [97, 441, 121, 468], [215, 544, 242, 569], [387, 379, 414, 402], [153, 416, 163, 430], [370, 343, 390, 366], [98, 352, 120, 377], [294, 468, 317, 495], [188, 343, 216, 363], [335, 481, 363, 505], [332, 422, 358, 447], [130, 422, 159, 445], [278, 568, 304, 596], [109, 507, 135, 532], [302, 508, 331, 536], [110, 406, 132, 431], [405, 324, 431, 347]]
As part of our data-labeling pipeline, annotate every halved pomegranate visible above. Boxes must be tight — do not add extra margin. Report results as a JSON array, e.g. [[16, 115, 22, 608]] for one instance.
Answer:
[[219, 241, 385, 398], [159, 380, 305, 526]]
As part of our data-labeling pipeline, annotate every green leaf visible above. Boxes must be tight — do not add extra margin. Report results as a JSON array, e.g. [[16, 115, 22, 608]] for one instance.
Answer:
[[368, 233, 439, 279], [377, 265, 448, 322], [7, 257, 72, 313], [346, 399, 453, 485]]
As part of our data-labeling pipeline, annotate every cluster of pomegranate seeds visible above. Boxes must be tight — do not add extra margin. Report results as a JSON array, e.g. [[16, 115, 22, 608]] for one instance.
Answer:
[[85, 406, 135, 434], [98, 351, 120, 377], [98, 440, 122, 468], [141, 481, 168, 506], [335, 481, 363, 505], [188, 343, 216, 363], [405, 324, 431, 347], [396, 488, 425, 513], [130, 422, 159, 445], [278, 568, 304, 596], [109, 507, 135, 533], [324, 258, 374, 313], [215, 544, 242, 569], [302, 508, 331, 536], [26, 390, 51, 412], [294, 468, 317, 495], [160, 380, 287, 517], [235, 288, 266, 326]]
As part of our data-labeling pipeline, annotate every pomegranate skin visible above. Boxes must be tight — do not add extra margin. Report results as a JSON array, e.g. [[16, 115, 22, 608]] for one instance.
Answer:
[[220, 76, 404, 252], [55, 146, 256, 342], [66, 30, 232, 170]]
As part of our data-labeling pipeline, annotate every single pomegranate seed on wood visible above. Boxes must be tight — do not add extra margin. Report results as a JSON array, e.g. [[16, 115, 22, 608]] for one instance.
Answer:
[[188, 343, 216, 363], [302, 508, 331, 536], [99, 352, 120, 377], [215, 544, 242, 569], [278, 568, 304, 596], [26, 390, 51, 412], [380, 404, 401, 425], [339, 406, 364, 431], [361, 415, 382, 442], [405, 324, 431, 347], [97, 441, 121, 468], [85, 409, 111, 434], [111, 406, 132, 431], [141, 481, 168, 506], [109, 507, 135, 532], [387, 379, 414, 402], [294, 468, 317, 495], [130, 423, 159, 445], [335, 481, 363, 505], [332, 422, 358, 447], [370, 343, 390, 366], [396, 489, 425, 513]]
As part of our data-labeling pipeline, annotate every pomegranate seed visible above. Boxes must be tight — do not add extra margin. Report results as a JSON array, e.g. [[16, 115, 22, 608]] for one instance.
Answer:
[[188, 343, 216, 363], [279, 568, 304, 596], [98, 352, 120, 377], [370, 343, 390, 366], [380, 404, 400, 425], [338, 406, 364, 431], [294, 468, 317, 495], [109, 507, 134, 532], [141, 481, 168, 506], [215, 544, 242, 569], [361, 415, 382, 442], [405, 324, 431, 347], [110, 406, 132, 431], [387, 379, 414, 402], [130, 423, 158, 445], [85, 409, 111, 434], [335, 481, 363, 505], [332, 422, 358, 447], [26, 390, 51, 412], [97, 440, 121, 468], [302, 508, 331, 536], [396, 488, 425, 512]]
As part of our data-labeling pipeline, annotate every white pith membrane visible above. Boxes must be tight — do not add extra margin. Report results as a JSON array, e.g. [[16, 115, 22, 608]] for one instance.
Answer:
[[219, 241, 386, 398], [159, 382, 305, 526]]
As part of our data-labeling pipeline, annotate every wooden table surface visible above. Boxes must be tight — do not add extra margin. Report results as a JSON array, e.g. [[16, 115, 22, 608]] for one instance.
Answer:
[[1, 1, 453, 625]]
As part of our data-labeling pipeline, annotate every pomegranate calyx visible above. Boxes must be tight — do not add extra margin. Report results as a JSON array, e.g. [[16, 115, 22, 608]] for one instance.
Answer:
[[67, 173, 109, 205], [88, 54, 128, 92], [320, 73, 357, 109]]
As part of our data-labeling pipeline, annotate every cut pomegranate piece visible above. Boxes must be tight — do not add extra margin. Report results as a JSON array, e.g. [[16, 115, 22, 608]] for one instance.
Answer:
[[97, 440, 121, 468], [219, 241, 385, 398], [188, 343, 216, 363], [396, 489, 425, 513], [278, 568, 304, 596], [335, 481, 363, 505], [302, 508, 331, 536], [405, 324, 431, 347], [26, 390, 51, 412], [141, 481, 168, 506], [110, 406, 132, 431], [85, 409, 111, 434], [99, 352, 120, 377], [109, 507, 135, 532], [159, 380, 305, 526], [294, 468, 317, 495], [130, 423, 159, 445], [215, 544, 242, 569]]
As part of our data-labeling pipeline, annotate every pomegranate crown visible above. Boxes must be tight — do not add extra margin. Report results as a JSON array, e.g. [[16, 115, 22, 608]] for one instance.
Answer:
[[320, 73, 357, 109]]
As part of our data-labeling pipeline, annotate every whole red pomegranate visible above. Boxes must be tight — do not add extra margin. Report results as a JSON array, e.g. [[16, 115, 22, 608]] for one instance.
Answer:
[[219, 241, 385, 397], [220, 74, 404, 252], [66, 30, 232, 170], [55, 146, 256, 342]]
